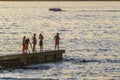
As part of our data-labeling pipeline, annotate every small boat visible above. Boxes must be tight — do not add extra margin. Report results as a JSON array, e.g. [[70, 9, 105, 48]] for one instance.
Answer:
[[49, 8, 62, 12]]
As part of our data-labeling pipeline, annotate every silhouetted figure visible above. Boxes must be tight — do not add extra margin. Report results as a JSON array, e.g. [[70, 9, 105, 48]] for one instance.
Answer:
[[32, 33, 37, 53], [39, 34, 44, 52], [54, 33, 60, 50], [25, 38, 30, 53], [22, 36, 30, 54], [22, 36, 26, 53]]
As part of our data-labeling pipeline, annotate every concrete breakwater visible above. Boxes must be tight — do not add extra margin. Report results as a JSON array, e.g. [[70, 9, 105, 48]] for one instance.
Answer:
[[0, 50, 65, 68]]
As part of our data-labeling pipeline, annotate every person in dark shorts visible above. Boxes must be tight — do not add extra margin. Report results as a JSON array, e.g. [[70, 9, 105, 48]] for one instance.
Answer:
[[32, 33, 37, 53], [54, 33, 60, 50], [39, 34, 44, 52]]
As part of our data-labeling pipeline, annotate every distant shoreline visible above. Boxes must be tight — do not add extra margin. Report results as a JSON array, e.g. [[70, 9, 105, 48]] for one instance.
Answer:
[[0, 0, 119, 1]]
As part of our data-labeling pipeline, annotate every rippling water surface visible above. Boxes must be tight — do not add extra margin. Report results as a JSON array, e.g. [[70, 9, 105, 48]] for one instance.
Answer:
[[0, 1, 120, 80]]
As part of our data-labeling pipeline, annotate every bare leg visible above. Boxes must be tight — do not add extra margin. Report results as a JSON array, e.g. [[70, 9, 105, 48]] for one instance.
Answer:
[[58, 44, 59, 50], [39, 46, 41, 52], [26, 50, 27, 53], [41, 46, 43, 52], [40, 46, 42, 52], [55, 45, 56, 50], [34, 45, 36, 53], [22, 49, 24, 53], [33, 44, 35, 53], [32, 47, 34, 53]]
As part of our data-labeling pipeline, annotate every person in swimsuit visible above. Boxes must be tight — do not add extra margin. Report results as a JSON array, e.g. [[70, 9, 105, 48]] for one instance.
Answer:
[[39, 34, 44, 52], [54, 33, 60, 50], [22, 36, 30, 54], [25, 38, 30, 53], [32, 33, 37, 53], [22, 36, 26, 53]]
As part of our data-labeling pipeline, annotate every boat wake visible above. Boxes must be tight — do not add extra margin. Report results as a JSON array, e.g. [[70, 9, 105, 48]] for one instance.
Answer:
[[65, 10, 120, 12], [26, 64, 52, 70]]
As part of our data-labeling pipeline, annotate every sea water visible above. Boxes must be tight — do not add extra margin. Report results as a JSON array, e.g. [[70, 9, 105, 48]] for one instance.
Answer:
[[0, 1, 120, 80]]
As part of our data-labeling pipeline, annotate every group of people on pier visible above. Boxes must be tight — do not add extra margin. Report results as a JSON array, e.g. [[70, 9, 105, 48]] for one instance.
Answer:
[[22, 33, 60, 54]]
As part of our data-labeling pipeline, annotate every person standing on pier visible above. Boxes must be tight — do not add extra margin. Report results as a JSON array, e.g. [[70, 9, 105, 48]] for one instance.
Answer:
[[54, 33, 60, 50], [22, 36, 26, 53], [32, 33, 37, 53], [22, 36, 30, 54], [25, 38, 30, 53], [39, 34, 44, 52]]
